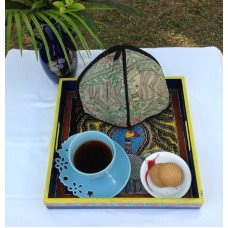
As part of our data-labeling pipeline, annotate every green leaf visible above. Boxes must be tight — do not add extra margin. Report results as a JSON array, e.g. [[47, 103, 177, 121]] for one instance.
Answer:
[[21, 12, 39, 60], [30, 14, 51, 64], [36, 12, 70, 67], [49, 10, 91, 55], [76, 11, 96, 34], [23, 0, 34, 5], [31, 0, 46, 9], [85, 0, 141, 17], [44, 11, 85, 64], [6, 12, 13, 53], [60, 6, 67, 13], [14, 11, 23, 56], [53, 1, 65, 8], [67, 12, 103, 48], [104, 0, 141, 17], [65, 0, 73, 5], [69, 3, 85, 10], [24, 0, 34, 5]]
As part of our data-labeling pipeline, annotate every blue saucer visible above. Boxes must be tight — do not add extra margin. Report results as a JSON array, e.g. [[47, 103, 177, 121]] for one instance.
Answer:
[[55, 134, 131, 198]]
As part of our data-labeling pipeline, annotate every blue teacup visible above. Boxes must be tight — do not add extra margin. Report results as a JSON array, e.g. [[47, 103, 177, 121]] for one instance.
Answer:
[[68, 131, 116, 179]]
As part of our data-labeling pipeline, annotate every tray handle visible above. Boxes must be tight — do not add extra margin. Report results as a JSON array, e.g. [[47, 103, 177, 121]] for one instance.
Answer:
[[55, 122, 61, 151], [185, 120, 191, 152]]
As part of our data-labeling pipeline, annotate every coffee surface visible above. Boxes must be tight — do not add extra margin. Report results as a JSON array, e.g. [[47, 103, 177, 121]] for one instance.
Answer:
[[73, 140, 112, 173]]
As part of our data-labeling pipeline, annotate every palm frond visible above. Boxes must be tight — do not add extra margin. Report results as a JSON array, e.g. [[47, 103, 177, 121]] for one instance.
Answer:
[[75, 11, 97, 34], [21, 12, 39, 60], [67, 12, 104, 49], [5, 0, 140, 63], [31, 0, 47, 9], [23, 0, 34, 6], [30, 14, 51, 63], [6, 12, 13, 53], [14, 11, 23, 56], [49, 10, 91, 56], [44, 11, 85, 64], [84, 0, 141, 17], [36, 12, 70, 67]]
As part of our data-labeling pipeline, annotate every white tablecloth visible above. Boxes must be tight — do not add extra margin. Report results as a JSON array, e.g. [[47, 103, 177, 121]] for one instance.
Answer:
[[6, 47, 223, 227]]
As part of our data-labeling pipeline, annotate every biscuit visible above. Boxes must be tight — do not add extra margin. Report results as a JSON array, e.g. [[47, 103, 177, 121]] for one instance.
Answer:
[[149, 164, 166, 187], [158, 163, 183, 187]]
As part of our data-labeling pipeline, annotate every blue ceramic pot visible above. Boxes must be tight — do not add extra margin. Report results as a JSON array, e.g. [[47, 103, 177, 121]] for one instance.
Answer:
[[37, 22, 78, 83]]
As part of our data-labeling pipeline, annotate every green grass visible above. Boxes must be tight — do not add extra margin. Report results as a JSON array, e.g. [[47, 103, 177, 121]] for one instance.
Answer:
[[9, 0, 223, 51]]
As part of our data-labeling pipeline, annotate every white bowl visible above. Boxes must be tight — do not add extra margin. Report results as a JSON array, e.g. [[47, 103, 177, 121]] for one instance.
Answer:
[[140, 151, 192, 198]]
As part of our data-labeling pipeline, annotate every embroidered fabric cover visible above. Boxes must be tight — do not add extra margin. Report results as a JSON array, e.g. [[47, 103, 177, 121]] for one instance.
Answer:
[[77, 45, 169, 127]]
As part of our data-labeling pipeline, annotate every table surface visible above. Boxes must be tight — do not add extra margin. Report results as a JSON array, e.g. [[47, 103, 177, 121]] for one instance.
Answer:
[[6, 47, 223, 227]]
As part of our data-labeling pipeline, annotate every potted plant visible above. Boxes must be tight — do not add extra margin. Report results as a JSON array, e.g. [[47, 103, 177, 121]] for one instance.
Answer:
[[5, 0, 140, 83]]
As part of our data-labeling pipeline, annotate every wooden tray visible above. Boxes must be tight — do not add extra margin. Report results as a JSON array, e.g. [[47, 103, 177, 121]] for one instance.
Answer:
[[44, 77, 203, 208]]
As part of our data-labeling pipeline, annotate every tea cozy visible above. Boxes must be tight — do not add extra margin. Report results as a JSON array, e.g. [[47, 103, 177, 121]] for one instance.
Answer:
[[77, 45, 169, 127]]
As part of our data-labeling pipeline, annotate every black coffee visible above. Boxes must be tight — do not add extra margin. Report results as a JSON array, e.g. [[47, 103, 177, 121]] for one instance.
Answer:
[[73, 140, 113, 173]]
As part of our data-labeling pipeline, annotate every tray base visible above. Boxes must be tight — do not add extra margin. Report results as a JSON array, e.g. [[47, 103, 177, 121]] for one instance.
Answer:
[[44, 78, 203, 208]]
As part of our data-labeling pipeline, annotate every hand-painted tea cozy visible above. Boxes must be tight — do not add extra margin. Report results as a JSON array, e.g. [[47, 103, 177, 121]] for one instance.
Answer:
[[77, 45, 169, 127]]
